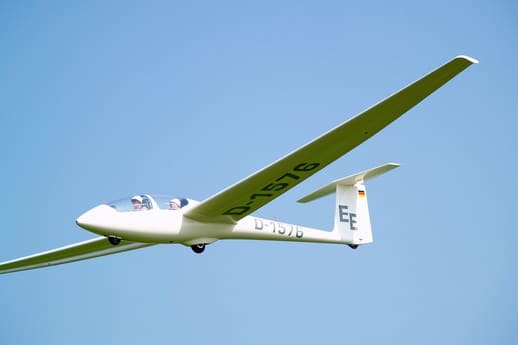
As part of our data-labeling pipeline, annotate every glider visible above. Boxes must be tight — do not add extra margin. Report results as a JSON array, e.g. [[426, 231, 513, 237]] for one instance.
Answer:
[[0, 55, 477, 274]]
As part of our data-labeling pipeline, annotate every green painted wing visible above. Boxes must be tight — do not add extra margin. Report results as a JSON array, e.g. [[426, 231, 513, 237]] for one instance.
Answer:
[[184, 56, 478, 224]]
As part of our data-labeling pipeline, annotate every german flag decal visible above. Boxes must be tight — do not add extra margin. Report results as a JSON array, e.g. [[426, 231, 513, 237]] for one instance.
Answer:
[[358, 190, 366, 198]]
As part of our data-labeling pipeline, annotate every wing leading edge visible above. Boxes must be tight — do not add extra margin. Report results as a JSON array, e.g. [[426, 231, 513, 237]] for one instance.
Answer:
[[184, 55, 478, 224], [0, 237, 153, 274]]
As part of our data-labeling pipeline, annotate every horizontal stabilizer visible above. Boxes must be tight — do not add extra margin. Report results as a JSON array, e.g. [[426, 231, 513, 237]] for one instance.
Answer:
[[297, 163, 399, 203]]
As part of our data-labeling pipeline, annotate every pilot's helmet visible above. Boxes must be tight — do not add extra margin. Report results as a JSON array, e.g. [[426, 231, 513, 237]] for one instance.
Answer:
[[169, 198, 181, 209], [131, 195, 143, 203]]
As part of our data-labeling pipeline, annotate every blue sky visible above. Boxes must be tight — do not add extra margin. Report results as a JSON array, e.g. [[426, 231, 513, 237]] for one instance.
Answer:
[[1, 1, 516, 344]]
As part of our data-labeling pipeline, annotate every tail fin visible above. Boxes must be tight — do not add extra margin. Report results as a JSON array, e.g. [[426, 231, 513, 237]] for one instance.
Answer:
[[298, 163, 399, 247]]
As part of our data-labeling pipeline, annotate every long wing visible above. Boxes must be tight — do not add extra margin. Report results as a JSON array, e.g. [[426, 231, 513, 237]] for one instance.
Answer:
[[184, 55, 478, 224], [0, 237, 153, 274]]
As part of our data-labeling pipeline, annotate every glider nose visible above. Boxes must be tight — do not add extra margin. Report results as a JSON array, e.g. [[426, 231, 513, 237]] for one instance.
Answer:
[[76, 204, 114, 233]]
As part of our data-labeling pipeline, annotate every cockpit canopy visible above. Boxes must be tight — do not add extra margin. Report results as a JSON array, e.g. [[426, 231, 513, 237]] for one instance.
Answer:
[[107, 194, 189, 212]]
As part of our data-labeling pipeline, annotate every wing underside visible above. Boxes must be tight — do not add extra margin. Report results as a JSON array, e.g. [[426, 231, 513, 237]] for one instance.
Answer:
[[184, 56, 478, 224], [0, 237, 153, 274]]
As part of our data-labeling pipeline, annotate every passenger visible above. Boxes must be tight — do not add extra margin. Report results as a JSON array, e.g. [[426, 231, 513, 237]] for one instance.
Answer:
[[131, 195, 144, 210], [169, 198, 181, 210]]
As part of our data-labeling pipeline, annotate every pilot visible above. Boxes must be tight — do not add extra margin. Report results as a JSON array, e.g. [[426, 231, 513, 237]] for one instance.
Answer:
[[169, 198, 181, 210], [131, 195, 144, 210]]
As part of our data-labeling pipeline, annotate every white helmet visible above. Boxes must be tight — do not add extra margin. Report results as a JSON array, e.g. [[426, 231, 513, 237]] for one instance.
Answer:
[[131, 195, 143, 203], [169, 198, 181, 208]]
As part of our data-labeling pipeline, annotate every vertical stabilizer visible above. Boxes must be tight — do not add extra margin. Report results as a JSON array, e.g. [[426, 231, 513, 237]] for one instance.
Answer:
[[334, 182, 372, 245], [298, 163, 399, 247]]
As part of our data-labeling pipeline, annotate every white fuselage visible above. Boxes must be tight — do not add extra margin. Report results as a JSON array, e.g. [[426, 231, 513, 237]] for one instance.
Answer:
[[76, 202, 345, 247]]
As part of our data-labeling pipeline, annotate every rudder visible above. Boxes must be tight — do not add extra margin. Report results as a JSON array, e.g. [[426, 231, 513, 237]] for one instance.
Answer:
[[334, 182, 372, 246]]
